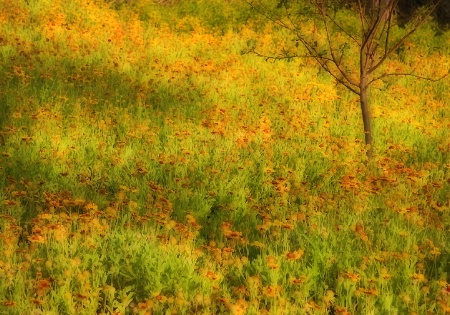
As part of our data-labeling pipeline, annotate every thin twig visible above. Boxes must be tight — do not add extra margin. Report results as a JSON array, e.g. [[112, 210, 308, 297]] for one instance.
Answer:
[[368, 70, 450, 86], [243, 49, 330, 62], [320, 3, 359, 88]]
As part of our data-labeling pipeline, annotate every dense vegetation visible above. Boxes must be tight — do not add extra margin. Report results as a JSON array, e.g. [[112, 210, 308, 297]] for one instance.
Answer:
[[0, 0, 449, 314]]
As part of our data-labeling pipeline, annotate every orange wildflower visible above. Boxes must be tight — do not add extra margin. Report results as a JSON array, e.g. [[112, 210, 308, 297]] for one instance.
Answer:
[[262, 285, 281, 298], [286, 249, 304, 261], [291, 275, 307, 285], [266, 256, 279, 269], [282, 222, 295, 230], [227, 298, 248, 315], [224, 230, 242, 239], [28, 235, 46, 244], [76, 293, 89, 299], [3, 200, 19, 206], [380, 267, 392, 280], [206, 270, 219, 281], [342, 271, 360, 282], [3, 300, 16, 307], [305, 300, 321, 311], [334, 306, 352, 314], [411, 273, 428, 283], [361, 287, 378, 296]]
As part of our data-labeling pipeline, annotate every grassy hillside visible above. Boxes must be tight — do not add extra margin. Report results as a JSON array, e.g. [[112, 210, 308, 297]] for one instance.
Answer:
[[0, 0, 449, 314]]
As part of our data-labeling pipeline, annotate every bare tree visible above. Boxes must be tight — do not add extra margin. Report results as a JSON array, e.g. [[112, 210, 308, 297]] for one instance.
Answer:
[[246, 0, 446, 159]]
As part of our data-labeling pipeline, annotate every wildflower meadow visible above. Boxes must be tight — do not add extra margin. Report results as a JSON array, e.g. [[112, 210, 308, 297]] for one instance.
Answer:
[[0, 0, 449, 314]]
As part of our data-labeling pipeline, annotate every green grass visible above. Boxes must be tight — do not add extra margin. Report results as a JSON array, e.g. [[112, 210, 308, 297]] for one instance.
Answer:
[[0, 0, 449, 314]]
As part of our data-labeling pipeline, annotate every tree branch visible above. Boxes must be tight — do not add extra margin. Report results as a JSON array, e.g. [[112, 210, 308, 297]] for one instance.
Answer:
[[356, 0, 369, 34], [243, 48, 330, 62], [368, 1, 442, 75], [321, 2, 361, 46], [368, 69, 450, 86], [318, 3, 360, 88]]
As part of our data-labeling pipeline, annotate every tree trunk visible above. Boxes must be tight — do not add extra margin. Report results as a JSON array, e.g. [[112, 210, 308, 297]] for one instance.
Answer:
[[359, 83, 373, 159], [360, 44, 373, 159], [364, 0, 392, 22]]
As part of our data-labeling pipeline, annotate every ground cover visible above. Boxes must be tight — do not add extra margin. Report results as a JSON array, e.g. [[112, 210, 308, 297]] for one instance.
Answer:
[[0, 0, 449, 314]]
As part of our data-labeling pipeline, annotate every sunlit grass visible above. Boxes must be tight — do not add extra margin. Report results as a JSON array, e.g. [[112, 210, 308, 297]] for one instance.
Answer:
[[0, 0, 449, 314]]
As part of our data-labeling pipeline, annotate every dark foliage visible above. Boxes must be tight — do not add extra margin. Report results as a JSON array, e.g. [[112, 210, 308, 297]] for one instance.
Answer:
[[277, 0, 449, 28], [397, 0, 450, 27]]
